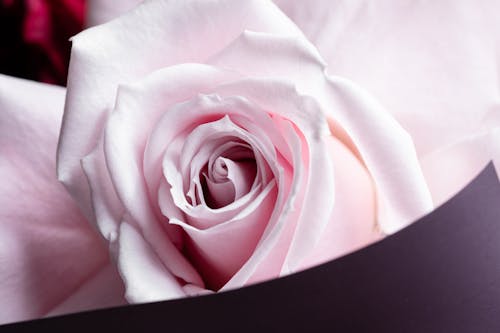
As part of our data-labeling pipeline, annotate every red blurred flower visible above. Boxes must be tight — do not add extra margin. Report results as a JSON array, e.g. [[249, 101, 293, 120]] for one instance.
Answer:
[[0, 0, 84, 85]]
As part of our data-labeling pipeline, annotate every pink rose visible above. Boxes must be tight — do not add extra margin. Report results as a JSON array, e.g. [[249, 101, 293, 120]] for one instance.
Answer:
[[57, 0, 437, 302], [1, 0, 499, 325]]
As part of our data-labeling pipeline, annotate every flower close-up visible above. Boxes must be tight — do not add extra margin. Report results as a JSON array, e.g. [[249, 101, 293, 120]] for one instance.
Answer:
[[1, 0, 499, 326]]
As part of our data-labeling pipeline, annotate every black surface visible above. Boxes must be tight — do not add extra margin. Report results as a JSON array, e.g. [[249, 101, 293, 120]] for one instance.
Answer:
[[2, 163, 499, 332]]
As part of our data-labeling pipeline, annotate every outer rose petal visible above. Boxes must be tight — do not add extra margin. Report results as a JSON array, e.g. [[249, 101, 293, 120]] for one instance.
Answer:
[[116, 221, 185, 303], [274, 0, 500, 200], [0, 75, 124, 324], [300, 135, 381, 270]]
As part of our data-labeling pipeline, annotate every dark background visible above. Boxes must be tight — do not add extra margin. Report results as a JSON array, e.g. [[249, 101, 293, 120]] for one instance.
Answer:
[[0, 0, 84, 86]]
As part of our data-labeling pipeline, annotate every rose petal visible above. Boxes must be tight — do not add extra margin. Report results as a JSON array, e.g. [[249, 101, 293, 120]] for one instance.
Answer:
[[221, 157, 256, 199], [0, 75, 110, 324], [300, 135, 381, 269], [81, 138, 124, 246], [117, 220, 187, 303], [159, 175, 264, 231]]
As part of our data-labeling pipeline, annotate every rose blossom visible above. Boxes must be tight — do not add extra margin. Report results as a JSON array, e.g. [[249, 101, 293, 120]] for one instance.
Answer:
[[55, 0, 440, 302], [1, 0, 499, 325]]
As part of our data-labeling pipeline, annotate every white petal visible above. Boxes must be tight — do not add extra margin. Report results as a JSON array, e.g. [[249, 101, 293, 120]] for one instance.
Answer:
[[117, 221, 186, 303]]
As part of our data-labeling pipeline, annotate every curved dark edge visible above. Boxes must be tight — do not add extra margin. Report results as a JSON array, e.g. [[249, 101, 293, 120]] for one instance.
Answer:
[[2, 163, 499, 333]]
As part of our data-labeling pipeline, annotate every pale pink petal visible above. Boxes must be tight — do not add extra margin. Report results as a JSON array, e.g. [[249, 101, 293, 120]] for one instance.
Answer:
[[209, 31, 433, 234], [300, 135, 381, 270], [0, 75, 109, 324], [116, 221, 187, 303], [326, 77, 433, 233], [85, 0, 143, 27], [57, 0, 302, 221], [275, 0, 500, 200], [159, 176, 264, 231], [81, 138, 124, 247], [222, 158, 256, 199]]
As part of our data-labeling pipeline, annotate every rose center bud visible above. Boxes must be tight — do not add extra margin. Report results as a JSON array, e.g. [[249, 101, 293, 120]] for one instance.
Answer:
[[201, 146, 257, 209]]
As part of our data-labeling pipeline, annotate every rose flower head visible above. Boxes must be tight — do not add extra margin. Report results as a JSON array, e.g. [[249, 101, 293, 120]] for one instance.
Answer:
[[56, 0, 435, 302]]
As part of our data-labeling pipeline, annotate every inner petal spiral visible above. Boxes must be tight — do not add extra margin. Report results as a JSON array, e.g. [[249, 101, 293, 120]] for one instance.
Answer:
[[202, 145, 257, 209]]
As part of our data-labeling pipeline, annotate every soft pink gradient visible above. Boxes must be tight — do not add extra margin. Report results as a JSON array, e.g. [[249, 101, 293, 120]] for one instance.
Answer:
[[2, 0, 499, 324], [0, 74, 126, 325]]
